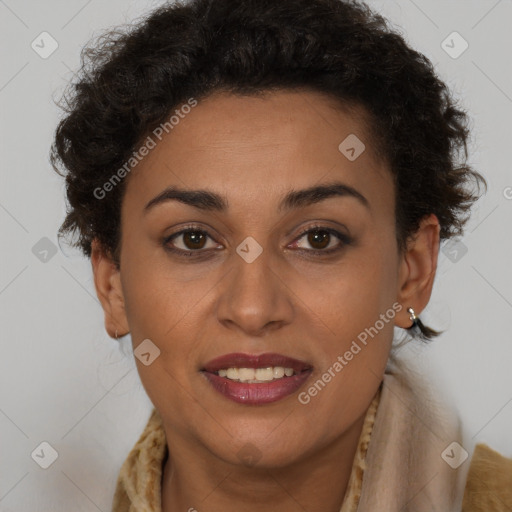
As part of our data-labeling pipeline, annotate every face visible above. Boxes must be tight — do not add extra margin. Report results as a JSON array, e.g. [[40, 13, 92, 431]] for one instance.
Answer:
[[93, 89, 438, 469]]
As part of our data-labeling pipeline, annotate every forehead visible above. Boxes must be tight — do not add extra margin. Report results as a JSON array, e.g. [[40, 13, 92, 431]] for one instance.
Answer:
[[156, 90, 382, 164], [123, 89, 393, 216]]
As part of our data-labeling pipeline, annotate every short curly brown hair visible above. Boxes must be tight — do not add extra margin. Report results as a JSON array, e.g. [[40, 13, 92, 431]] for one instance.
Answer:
[[51, 0, 485, 339]]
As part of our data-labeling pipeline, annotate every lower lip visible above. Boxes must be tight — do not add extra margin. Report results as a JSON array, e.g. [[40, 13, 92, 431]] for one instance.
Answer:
[[202, 370, 313, 405]]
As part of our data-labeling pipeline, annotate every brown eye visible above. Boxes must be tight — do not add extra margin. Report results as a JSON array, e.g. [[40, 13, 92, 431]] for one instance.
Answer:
[[307, 230, 331, 250], [293, 226, 348, 253], [164, 228, 219, 254], [182, 231, 207, 250]]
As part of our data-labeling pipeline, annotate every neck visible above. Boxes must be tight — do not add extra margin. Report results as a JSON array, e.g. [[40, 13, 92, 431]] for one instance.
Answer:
[[161, 411, 366, 512]]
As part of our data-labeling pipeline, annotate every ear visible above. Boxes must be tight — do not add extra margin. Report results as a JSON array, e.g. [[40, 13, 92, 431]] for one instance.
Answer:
[[395, 214, 440, 329], [90, 238, 129, 338]]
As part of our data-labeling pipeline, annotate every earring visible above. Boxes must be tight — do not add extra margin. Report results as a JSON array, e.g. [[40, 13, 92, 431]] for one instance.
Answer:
[[407, 307, 419, 330], [405, 305, 440, 340], [115, 329, 119, 340]]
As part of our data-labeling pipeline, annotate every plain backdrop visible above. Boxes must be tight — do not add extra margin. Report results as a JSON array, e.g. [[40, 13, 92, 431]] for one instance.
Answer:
[[1, 0, 511, 510]]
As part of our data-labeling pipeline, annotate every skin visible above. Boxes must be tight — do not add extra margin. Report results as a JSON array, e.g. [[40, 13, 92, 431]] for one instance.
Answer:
[[91, 90, 440, 511]]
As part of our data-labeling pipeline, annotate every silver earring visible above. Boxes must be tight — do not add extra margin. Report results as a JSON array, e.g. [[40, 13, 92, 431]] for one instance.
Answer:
[[407, 307, 419, 329], [115, 329, 119, 339]]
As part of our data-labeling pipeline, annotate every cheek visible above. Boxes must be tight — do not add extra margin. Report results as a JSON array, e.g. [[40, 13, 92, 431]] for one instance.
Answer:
[[297, 257, 397, 435], [120, 251, 195, 335], [119, 252, 214, 390], [301, 237, 399, 380], [309, 241, 398, 328], [119, 260, 206, 422]]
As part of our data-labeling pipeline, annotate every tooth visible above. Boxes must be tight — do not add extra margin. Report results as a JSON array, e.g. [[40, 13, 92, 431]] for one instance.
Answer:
[[218, 366, 296, 381], [238, 368, 256, 381], [255, 367, 274, 381], [273, 367, 285, 378], [226, 368, 239, 380]]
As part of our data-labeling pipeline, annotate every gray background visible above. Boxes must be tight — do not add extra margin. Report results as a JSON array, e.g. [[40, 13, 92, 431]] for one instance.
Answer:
[[1, 0, 511, 510]]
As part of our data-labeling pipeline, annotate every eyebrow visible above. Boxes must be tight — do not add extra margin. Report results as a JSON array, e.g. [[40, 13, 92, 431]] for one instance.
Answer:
[[143, 181, 369, 214]]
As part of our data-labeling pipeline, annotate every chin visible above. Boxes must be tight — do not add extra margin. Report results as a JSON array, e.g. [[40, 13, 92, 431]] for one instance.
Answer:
[[201, 421, 317, 470]]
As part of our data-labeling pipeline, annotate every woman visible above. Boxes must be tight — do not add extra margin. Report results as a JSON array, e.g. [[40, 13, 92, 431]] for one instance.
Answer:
[[50, 0, 512, 510]]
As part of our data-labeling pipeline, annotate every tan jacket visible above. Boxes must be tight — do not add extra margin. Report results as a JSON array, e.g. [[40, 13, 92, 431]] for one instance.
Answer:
[[111, 378, 512, 511]]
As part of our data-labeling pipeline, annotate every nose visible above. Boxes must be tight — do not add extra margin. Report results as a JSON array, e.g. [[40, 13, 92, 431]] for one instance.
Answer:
[[215, 242, 294, 337]]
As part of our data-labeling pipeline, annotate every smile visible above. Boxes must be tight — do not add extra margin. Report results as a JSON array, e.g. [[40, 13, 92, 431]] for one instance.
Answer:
[[201, 352, 313, 405], [217, 366, 295, 382]]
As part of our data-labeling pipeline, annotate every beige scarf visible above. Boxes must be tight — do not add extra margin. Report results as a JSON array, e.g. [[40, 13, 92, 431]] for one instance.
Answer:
[[111, 355, 497, 511], [353, 355, 467, 511]]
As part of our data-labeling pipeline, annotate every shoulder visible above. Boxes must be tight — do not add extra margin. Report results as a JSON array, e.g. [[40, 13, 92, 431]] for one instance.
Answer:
[[462, 443, 512, 512]]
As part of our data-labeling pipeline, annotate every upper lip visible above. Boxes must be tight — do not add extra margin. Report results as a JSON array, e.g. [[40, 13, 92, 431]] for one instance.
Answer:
[[202, 352, 312, 373]]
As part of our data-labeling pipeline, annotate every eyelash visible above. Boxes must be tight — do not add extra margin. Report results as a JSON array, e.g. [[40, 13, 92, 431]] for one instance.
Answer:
[[162, 223, 352, 259]]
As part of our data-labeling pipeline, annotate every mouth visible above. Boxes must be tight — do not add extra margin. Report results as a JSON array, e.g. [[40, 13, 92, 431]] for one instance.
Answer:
[[201, 352, 313, 405]]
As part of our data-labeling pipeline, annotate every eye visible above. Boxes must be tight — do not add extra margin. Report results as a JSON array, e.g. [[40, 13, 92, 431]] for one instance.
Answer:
[[163, 226, 220, 256], [163, 223, 352, 259], [290, 225, 351, 254]]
